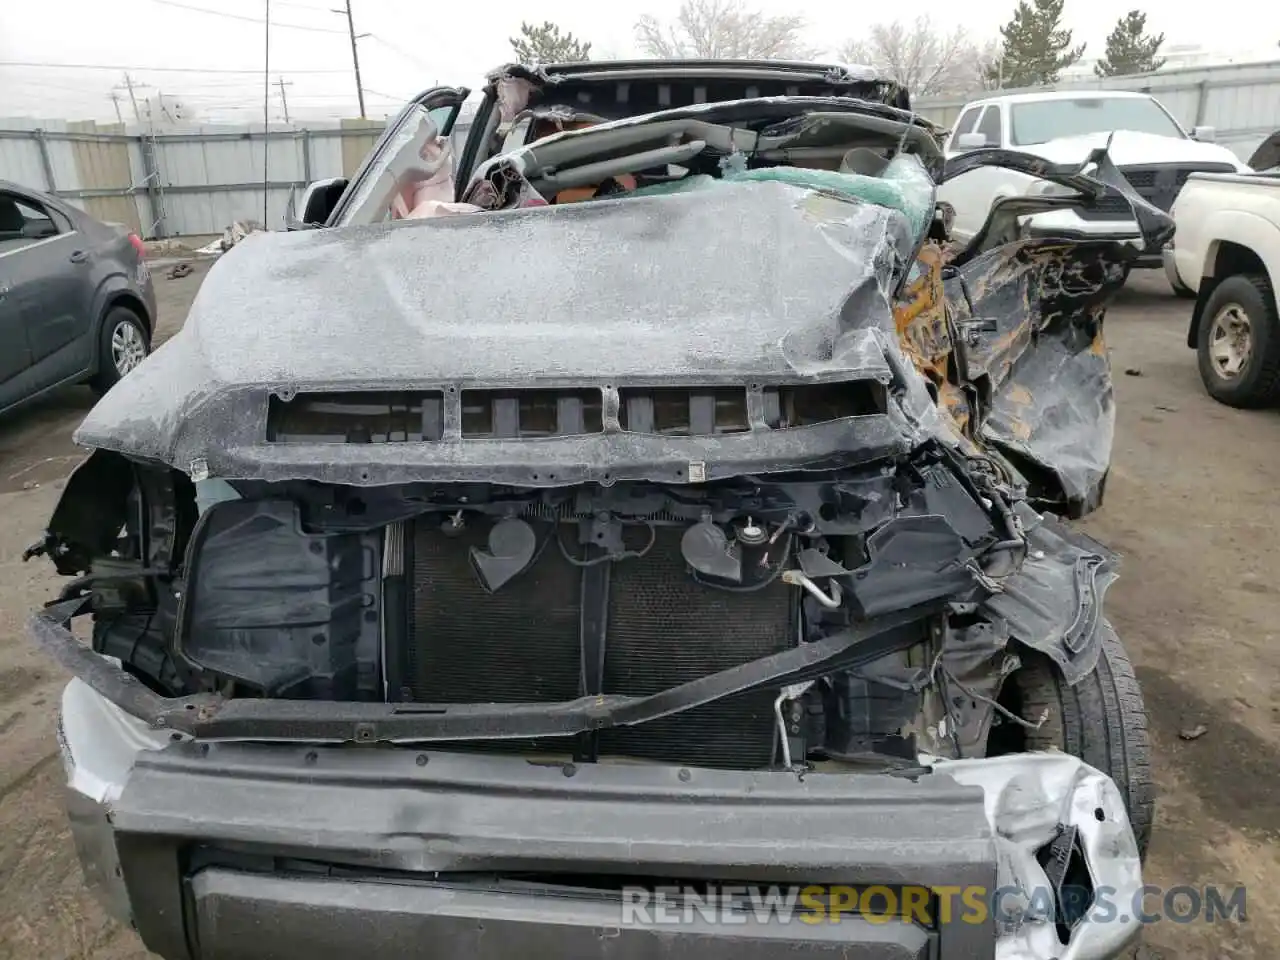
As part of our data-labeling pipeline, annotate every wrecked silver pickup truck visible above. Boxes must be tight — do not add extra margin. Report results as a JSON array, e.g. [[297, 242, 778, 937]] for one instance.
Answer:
[[25, 61, 1169, 960]]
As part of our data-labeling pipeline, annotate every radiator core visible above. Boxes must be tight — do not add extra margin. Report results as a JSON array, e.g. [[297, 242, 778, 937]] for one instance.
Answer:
[[406, 518, 795, 768]]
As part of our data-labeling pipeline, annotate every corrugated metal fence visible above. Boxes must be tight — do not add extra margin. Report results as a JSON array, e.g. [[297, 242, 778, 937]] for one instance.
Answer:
[[0, 118, 384, 239], [914, 59, 1280, 162], [3, 59, 1279, 238]]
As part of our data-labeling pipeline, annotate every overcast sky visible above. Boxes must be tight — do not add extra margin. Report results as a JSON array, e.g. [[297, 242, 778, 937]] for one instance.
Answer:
[[2, 0, 1278, 123]]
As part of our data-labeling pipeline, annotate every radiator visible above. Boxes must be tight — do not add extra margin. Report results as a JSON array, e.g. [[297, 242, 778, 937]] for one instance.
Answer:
[[407, 517, 796, 768]]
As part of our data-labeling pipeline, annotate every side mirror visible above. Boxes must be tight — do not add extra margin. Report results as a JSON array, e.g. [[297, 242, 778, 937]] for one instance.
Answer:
[[955, 132, 989, 151], [284, 177, 349, 230], [1191, 125, 1216, 143]]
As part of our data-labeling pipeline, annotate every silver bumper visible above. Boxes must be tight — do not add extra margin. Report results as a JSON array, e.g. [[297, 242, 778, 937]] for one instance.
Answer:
[[58, 678, 1142, 960]]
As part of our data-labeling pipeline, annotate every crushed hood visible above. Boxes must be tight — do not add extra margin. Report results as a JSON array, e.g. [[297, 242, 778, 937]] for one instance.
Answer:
[[77, 106, 1171, 512], [1021, 129, 1244, 169], [76, 178, 921, 486], [112, 180, 908, 387]]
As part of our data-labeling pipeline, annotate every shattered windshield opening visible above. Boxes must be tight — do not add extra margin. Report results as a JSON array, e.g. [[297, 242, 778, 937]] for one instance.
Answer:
[[346, 95, 943, 262]]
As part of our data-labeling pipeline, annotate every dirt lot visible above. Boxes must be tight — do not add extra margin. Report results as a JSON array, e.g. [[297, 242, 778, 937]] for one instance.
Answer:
[[0, 265, 1274, 959]]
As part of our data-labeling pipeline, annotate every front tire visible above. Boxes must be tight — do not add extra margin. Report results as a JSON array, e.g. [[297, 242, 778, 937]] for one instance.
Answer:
[[91, 307, 150, 395], [1000, 622, 1154, 858], [1196, 274, 1280, 408]]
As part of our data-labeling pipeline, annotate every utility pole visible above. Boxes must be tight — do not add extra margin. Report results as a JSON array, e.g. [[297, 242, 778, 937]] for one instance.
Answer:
[[275, 76, 292, 124], [122, 72, 141, 122], [113, 74, 153, 123], [108, 91, 124, 124], [335, 0, 367, 118]]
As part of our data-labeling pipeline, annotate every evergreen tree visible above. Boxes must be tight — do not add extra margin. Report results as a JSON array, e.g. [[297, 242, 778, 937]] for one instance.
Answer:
[[1094, 11, 1166, 77], [510, 21, 592, 64], [986, 0, 1086, 88]]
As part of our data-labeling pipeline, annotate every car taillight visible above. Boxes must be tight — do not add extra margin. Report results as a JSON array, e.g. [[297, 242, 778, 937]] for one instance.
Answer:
[[128, 233, 147, 258]]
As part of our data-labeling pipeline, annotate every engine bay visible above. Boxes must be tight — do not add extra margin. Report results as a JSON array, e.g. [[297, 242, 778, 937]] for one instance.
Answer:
[[26, 427, 1116, 775]]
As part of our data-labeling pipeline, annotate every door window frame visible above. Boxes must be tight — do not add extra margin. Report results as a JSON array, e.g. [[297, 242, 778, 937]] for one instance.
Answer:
[[0, 190, 76, 259], [975, 105, 1003, 148], [948, 105, 988, 153], [327, 86, 470, 227]]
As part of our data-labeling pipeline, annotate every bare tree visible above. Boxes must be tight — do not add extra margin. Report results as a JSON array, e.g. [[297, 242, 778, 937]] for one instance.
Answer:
[[839, 17, 990, 98], [635, 0, 818, 60], [975, 38, 1005, 90]]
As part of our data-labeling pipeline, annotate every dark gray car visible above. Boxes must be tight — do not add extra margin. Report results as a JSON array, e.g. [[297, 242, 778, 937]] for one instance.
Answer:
[[0, 180, 157, 416]]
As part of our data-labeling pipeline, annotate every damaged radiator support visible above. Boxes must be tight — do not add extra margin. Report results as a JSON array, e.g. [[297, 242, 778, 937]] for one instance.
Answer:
[[400, 516, 797, 768]]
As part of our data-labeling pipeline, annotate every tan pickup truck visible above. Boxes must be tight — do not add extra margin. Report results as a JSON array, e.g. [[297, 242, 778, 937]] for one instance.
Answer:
[[1165, 168, 1280, 406]]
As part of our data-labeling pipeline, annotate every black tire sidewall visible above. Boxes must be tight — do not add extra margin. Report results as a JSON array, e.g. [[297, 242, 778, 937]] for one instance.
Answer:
[[1197, 275, 1279, 406], [1004, 624, 1154, 859], [93, 307, 150, 393]]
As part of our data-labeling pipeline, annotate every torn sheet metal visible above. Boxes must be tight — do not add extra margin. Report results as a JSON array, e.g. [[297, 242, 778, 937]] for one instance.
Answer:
[[945, 239, 1124, 516], [982, 513, 1117, 684], [942, 146, 1173, 263], [460, 159, 549, 210], [938, 147, 1173, 514], [933, 752, 1143, 960], [495, 74, 537, 123]]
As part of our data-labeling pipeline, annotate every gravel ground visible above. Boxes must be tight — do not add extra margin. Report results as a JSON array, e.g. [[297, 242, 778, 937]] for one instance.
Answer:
[[0, 265, 1273, 960]]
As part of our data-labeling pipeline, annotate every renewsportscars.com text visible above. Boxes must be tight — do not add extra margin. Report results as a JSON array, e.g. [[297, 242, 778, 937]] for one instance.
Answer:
[[619, 884, 1246, 927]]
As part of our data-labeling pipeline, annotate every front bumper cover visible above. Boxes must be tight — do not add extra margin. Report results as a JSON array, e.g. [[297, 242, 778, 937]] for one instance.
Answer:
[[59, 679, 1142, 960]]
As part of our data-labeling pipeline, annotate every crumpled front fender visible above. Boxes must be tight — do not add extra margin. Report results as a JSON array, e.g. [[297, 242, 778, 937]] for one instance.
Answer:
[[934, 752, 1143, 960]]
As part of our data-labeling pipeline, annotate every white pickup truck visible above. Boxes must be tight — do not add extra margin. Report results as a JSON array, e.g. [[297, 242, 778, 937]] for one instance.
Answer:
[[1164, 170, 1280, 407], [936, 90, 1249, 280]]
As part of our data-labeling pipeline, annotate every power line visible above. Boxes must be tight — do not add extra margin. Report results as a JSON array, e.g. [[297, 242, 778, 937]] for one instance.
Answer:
[[149, 0, 345, 33], [3, 78, 117, 93], [125, 79, 292, 89], [0, 60, 347, 75], [169, 94, 399, 104], [368, 34, 432, 71]]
